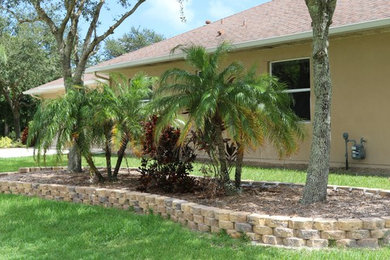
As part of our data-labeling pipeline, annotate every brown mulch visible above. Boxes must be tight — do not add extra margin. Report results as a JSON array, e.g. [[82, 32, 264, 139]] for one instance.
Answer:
[[1, 170, 390, 219]]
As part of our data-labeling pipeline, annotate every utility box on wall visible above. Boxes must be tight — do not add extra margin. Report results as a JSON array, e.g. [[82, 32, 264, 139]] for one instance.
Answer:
[[351, 144, 366, 160]]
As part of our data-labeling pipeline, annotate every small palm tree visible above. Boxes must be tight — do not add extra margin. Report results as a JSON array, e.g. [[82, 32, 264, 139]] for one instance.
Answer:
[[108, 73, 154, 179], [231, 71, 304, 188], [28, 88, 105, 181], [153, 43, 246, 184], [88, 85, 118, 179], [153, 43, 304, 189]]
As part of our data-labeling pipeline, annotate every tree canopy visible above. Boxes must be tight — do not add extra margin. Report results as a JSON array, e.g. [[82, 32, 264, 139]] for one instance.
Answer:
[[103, 26, 164, 60], [0, 17, 60, 138]]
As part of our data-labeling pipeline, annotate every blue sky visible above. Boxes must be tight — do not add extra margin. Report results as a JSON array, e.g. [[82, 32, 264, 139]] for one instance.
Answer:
[[97, 0, 270, 39]]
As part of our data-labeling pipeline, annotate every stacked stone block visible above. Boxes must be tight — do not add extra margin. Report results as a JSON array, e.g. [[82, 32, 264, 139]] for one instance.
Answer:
[[2, 170, 390, 249]]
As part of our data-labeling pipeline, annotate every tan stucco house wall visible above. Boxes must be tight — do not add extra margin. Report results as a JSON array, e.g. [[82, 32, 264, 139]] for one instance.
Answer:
[[92, 29, 390, 169]]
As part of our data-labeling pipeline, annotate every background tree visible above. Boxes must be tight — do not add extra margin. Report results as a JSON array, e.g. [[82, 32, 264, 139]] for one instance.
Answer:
[[302, 0, 337, 204], [1, 0, 147, 172], [0, 20, 60, 139], [103, 26, 164, 60]]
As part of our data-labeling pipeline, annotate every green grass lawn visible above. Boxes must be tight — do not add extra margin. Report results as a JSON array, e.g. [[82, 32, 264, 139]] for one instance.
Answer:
[[1, 155, 390, 190], [0, 194, 389, 259]]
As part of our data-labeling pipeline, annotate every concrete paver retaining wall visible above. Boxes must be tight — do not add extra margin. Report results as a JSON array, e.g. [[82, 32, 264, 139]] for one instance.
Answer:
[[1, 167, 390, 249]]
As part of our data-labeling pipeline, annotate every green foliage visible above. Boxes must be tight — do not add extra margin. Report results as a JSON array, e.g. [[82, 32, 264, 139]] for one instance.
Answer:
[[0, 136, 23, 148], [103, 27, 164, 60], [27, 88, 101, 177], [153, 42, 303, 190], [0, 136, 12, 148], [28, 73, 153, 181], [0, 17, 60, 137], [93, 73, 155, 179]]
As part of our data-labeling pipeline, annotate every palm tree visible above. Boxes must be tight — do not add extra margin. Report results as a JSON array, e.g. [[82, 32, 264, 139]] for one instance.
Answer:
[[108, 73, 154, 179], [153, 43, 304, 189], [28, 88, 105, 181], [153, 43, 247, 185], [231, 71, 304, 188], [88, 85, 118, 180]]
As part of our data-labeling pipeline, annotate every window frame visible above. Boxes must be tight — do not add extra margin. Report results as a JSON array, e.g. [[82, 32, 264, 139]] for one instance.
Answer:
[[269, 57, 311, 123]]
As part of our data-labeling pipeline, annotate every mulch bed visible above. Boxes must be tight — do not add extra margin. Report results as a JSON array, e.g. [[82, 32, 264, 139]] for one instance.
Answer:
[[1, 170, 390, 219]]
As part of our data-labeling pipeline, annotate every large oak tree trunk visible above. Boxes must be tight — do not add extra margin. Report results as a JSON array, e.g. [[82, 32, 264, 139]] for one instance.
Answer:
[[302, 0, 337, 204]]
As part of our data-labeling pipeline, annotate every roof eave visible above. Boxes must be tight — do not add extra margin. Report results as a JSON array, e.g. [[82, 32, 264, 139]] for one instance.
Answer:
[[86, 17, 390, 74]]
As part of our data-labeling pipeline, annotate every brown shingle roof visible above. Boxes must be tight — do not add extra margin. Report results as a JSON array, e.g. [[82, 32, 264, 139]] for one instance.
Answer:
[[23, 73, 103, 96], [87, 0, 390, 73]]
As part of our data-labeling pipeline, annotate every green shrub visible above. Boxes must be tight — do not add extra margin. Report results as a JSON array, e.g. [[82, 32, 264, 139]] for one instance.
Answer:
[[0, 136, 13, 148]]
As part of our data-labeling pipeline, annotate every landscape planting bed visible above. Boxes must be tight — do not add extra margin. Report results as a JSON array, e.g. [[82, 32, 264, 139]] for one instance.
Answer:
[[1, 167, 390, 249]]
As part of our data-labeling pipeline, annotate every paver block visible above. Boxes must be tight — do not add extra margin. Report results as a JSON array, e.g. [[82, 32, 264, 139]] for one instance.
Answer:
[[337, 219, 363, 231], [253, 225, 273, 235], [346, 230, 370, 239], [295, 229, 320, 240], [289, 217, 313, 230], [283, 237, 305, 247], [321, 230, 346, 240], [274, 227, 294, 238], [361, 217, 385, 230], [235, 222, 252, 233]]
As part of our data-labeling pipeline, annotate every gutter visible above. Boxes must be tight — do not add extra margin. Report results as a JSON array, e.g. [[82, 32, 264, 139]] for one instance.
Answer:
[[23, 79, 107, 96], [86, 18, 390, 74]]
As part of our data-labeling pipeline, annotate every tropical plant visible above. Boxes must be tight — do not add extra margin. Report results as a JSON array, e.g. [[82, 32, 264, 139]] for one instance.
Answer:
[[108, 73, 155, 179], [28, 88, 105, 181], [28, 73, 153, 182], [230, 71, 304, 188], [152, 43, 242, 187], [139, 116, 197, 193], [152, 42, 304, 190]]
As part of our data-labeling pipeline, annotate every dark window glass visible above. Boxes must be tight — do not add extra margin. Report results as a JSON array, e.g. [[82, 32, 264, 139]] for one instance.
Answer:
[[271, 59, 310, 121]]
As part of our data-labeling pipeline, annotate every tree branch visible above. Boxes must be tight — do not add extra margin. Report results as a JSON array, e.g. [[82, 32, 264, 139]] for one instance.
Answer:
[[58, 0, 76, 38], [31, 1, 59, 36], [83, 0, 146, 59], [81, 0, 105, 58]]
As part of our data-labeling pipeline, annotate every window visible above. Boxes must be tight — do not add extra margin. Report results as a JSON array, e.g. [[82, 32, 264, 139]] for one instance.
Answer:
[[270, 58, 311, 121]]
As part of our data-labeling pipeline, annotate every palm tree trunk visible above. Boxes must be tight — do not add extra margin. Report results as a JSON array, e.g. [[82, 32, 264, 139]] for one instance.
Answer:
[[104, 127, 112, 180], [235, 143, 244, 188], [84, 153, 105, 182], [68, 143, 82, 173], [113, 134, 130, 179], [64, 72, 82, 173], [213, 116, 229, 184]]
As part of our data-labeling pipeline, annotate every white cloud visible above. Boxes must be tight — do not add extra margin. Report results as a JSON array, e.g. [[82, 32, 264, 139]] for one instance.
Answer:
[[144, 0, 195, 31], [208, 0, 235, 20]]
